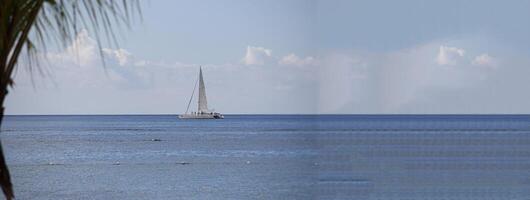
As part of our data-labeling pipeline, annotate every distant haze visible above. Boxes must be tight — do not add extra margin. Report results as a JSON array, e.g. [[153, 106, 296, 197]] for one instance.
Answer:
[[7, 0, 530, 114]]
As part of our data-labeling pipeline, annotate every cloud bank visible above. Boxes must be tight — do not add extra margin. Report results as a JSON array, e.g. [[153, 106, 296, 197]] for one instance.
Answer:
[[315, 39, 530, 114], [7, 31, 318, 114], [7, 30, 530, 114]]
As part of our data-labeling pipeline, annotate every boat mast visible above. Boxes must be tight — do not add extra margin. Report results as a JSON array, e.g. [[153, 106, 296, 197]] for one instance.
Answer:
[[184, 70, 199, 114]]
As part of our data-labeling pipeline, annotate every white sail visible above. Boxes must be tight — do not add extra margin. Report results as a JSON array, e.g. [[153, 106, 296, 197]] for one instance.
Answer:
[[198, 67, 208, 112], [179, 67, 223, 119]]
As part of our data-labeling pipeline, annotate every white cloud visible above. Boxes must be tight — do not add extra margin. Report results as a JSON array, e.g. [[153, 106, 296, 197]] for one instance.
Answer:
[[436, 45, 465, 65], [241, 46, 272, 65], [103, 48, 131, 66], [47, 29, 97, 66], [279, 53, 317, 66], [472, 54, 496, 67], [46, 29, 132, 68], [26, 30, 143, 89]]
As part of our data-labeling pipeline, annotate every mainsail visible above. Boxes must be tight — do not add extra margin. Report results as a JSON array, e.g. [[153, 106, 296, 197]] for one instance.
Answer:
[[198, 67, 208, 112], [179, 67, 223, 119]]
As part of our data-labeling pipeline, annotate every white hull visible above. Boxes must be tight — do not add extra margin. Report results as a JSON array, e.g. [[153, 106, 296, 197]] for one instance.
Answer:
[[178, 113, 224, 119]]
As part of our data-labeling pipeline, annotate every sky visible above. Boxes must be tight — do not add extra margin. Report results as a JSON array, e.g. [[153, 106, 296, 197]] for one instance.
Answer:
[[6, 0, 530, 114]]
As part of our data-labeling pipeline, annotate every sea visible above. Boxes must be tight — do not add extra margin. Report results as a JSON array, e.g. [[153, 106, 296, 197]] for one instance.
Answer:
[[1, 115, 530, 199]]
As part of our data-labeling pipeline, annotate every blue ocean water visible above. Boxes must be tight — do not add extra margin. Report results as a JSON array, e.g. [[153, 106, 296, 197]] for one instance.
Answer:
[[1, 115, 530, 199]]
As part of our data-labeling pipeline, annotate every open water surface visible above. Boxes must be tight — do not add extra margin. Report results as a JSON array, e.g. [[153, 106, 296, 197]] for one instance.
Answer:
[[2, 115, 530, 199]]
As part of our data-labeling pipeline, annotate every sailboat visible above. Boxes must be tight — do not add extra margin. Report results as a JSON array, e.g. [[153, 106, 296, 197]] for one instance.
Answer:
[[178, 67, 224, 119]]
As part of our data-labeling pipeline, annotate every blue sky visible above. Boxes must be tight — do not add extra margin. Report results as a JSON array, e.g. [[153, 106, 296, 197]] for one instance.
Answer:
[[123, 0, 315, 63], [317, 0, 530, 52], [6, 0, 530, 114]]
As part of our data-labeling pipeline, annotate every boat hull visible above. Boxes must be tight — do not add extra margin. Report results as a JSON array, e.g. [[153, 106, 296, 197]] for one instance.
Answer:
[[178, 113, 224, 119]]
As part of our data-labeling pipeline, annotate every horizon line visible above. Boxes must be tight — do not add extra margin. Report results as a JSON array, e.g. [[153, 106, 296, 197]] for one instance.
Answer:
[[5, 113, 530, 116]]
